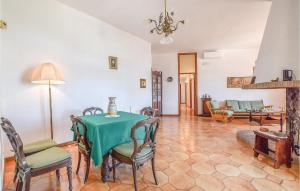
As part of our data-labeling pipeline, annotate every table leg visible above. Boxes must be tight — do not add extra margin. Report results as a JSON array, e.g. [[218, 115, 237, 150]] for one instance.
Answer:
[[101, 153, 110, 182], [279, 113, 283, 132]]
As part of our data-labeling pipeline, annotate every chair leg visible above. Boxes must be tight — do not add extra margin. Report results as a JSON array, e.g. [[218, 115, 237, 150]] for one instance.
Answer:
[[56, 169, 61, 182], [67, 160, 73, 191], [16, 179, 23, 191], [13, 156, 19, 182], [76, 152, 81, 175], [112, 158, 116, 182], [13, 165, 18, 182], [24, 174, 31, 191], [151, 157, 158, 185], [84, 155, 90, 183], [132, 163, 138, 191]]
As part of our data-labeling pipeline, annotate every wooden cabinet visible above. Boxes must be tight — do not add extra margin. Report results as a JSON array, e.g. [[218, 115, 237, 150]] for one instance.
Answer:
[[201, 98, 212, 117], [152, 71, 162, 116]]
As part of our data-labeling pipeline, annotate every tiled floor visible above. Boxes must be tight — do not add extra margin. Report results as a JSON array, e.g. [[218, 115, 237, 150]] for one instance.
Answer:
[[4, 107, 300, 191]]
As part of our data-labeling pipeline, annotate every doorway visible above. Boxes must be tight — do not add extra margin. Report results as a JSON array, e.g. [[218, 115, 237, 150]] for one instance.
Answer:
[[178, 53, 198, 116]]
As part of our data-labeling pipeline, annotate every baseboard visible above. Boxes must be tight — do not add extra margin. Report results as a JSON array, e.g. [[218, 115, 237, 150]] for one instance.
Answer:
[[161, 114, 179, 117], [4, 141, 77, 162]]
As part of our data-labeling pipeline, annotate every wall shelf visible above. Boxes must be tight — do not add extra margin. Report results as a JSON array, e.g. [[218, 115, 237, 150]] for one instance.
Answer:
[[242, 80, 300, 89]]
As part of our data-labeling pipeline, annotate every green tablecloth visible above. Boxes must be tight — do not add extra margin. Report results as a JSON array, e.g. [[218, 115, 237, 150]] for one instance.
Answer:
[[77, 111, 147, 166]]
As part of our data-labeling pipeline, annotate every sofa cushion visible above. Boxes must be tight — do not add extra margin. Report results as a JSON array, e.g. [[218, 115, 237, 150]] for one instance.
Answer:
[[250, 100, 264, 110], [23, 139, 57, 154], [214, 110, 234, 116], [233, 109, 248, 113], [226, 100, 239, 111], [26, 147, 71, 169], [238, 101, 252, 111]]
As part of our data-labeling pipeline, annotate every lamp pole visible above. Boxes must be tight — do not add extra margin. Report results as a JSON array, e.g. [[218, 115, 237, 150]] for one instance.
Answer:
[[48, 80, 54, 139]]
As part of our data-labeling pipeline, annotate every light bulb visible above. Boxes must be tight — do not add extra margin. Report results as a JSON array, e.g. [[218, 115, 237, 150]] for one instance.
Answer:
[[160, 36, 174, 45]]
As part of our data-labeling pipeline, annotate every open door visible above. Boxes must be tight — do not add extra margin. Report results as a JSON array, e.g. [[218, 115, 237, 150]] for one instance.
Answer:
[[178, 53, 198, 116]]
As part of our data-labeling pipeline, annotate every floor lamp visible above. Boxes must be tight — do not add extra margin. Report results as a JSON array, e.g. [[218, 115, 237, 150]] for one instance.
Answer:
[[31, 63, 65, 139]]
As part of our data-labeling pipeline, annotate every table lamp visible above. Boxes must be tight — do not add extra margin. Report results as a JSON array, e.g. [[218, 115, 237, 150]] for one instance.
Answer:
[[31, 63, 65, 139]]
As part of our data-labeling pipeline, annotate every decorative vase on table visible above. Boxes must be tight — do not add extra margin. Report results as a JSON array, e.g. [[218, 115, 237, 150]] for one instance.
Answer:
[[107, 97, 117, 116]]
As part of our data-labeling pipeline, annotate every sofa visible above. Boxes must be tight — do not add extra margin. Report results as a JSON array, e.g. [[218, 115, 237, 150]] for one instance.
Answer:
[[226, 100, 271, 118]]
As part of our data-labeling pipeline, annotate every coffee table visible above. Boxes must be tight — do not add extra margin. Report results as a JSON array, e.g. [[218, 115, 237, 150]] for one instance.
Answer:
[[249, 110, 286, 132]]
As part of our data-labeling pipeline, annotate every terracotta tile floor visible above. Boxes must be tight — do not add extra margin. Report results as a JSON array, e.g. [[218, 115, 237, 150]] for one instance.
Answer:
[[4, 107, 300, 191]]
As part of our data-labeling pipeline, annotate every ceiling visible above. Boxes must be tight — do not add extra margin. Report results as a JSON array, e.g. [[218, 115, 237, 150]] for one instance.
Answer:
[[58, 0, 272, 53]]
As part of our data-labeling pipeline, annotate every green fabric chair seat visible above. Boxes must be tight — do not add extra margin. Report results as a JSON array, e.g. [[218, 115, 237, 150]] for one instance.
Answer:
[[113, 141, 152, 158], [78, 142, 92, 152], [213, 110, 234, 116], [23, 139, 57, 154], [26, 147, 71, 169]]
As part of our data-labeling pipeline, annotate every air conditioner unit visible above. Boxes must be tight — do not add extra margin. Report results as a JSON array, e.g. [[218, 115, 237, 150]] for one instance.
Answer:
[[203, 51, 223, 59]]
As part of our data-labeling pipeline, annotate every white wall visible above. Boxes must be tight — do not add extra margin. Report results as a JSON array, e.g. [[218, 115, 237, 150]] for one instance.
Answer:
[[0, 0, 4, 187], [152, 53, 178, 115], [1, 0, 152, 157], [152, 49, 286, 115], [199, 49, 285, 112], [254, 0, 299, 82]]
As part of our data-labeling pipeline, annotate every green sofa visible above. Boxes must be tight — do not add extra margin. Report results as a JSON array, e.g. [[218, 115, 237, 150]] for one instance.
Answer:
[[226, 100, 268, 118]]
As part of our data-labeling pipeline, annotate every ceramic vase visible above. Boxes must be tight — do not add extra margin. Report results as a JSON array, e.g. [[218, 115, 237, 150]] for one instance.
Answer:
[[107, 97, 117, 116]]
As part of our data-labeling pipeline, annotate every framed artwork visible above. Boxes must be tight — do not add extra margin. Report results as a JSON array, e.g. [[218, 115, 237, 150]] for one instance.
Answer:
[[109, 56, 118, 70], [140, 79, 146, 88], [227, 76, 255, 88]]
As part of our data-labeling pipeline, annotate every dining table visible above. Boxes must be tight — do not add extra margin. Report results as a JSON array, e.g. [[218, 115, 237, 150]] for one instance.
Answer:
[[76, 111, 147, 182]]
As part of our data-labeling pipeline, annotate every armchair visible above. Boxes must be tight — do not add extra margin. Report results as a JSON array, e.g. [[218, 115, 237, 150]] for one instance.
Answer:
[[206, 101, 234, 122]]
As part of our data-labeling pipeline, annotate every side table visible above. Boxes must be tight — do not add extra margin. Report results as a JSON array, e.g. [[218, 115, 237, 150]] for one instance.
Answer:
[[253, 130, 291, 169]]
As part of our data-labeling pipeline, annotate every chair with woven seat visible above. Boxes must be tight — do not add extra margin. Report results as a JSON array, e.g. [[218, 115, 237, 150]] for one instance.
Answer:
[[70, 114, 92, 183], [140, 106, 158, 118], [1, 117, 72, 191], [83, 107, 104, 116], [111, 117, 160, 191]]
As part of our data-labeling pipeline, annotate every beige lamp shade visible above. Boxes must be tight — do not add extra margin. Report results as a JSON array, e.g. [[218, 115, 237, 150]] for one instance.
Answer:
[[31, 63, 65, 85]]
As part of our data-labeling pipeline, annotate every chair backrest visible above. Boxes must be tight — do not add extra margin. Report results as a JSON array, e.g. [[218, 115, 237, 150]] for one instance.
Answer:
[[130, 117, 160, 159], [83, 107, 103, 116], [0, 117, 28, 170], [140, 107, 158, 118], [206, 101, 213, 115], [70, 115, 91, 151]]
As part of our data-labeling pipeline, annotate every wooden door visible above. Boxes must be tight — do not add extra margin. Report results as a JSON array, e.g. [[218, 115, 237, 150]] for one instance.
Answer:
[[152, 71, 162, 116]]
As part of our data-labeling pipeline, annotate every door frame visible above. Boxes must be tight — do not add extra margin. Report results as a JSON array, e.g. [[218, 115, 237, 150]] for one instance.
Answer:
[[178, 52, 198, 116]]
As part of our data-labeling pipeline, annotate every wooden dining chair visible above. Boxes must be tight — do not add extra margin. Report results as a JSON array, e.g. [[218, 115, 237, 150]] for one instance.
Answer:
[[70, 115, 92, 183], [13, 139, 57, 182], [140, 107, 158, 118], [83, 107, 104, 115], [1, 117, 72, 191], [111, 117, 160, 191]]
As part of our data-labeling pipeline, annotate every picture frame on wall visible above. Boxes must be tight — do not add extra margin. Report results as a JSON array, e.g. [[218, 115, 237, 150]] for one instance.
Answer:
[[140, 79, 146, 88], [109, 56, 118, 70], [227, 76, 255, 88]]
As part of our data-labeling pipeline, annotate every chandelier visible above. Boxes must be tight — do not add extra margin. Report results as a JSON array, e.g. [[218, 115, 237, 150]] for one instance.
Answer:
[[149, 0, 185, 44]]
